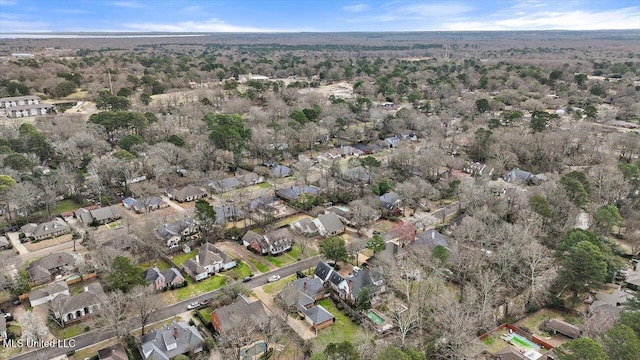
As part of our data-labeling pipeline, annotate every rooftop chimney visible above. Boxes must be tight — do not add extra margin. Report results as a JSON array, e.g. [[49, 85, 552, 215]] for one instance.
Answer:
[[195, 254, 200, 264], [173, 326, 179, 339], [303, 281, 308, 291], [431, 231, 435, 240], [84, 286, 89, 292], [348, 279, 353, 301]]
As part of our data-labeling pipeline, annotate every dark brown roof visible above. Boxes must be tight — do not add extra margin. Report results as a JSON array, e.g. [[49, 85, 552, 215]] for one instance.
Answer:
[[548, 319, 582, 339]]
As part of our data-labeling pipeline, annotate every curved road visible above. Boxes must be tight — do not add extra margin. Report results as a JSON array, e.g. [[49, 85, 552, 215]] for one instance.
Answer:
[[10, 255, 322, 360]]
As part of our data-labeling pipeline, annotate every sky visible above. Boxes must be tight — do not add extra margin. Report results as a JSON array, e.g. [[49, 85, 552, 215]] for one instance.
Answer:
[[0, 0, 639, 33]]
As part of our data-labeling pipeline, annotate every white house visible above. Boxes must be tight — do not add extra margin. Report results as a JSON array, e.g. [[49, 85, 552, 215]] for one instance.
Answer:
[[28, 281, 70, 307]]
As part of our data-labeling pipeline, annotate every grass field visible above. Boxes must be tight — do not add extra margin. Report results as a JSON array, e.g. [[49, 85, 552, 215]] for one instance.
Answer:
[[175, 276, 226, 301], [274, 213, 312, 228], [49, 321, 87, 339], [198, 308, 212, 324], [227, 261, 252, 279], [172, 251, 197, 266], [262, 274, 296, 294], [53, 199, 85, 214], [106, 221, 120, 229], [266, 254, 296, 267], [140, 259, 171, 271], [257, 182, 272, 189], [248, 259, 270, 273], [312, 299, 364, 353]]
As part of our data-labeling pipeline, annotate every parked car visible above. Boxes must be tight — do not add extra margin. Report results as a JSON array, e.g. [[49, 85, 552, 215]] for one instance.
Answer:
[[267, 275, 281, 283], [242, 276, 253, 283], [187, 302, 201, 310]]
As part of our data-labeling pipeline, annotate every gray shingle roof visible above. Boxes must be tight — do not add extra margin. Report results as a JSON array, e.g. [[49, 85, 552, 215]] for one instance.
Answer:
[[314, 262, 333, 281], [140, 321, 204, 360], [316, 212, 344, 235], [213, 296, 267, 334], [300, 304, 334, 325]]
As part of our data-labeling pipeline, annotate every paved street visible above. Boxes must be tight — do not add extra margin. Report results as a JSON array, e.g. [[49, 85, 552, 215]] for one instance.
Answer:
[[10, 255, 322, 360]]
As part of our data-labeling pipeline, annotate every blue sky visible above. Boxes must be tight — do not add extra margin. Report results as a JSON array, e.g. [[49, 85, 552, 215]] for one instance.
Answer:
[[0, 0, 638, 33]]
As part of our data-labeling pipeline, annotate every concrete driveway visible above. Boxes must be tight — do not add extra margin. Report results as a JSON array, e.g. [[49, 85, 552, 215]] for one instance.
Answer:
[[5, 232, 28, 255], [160, 195, 186, 212]]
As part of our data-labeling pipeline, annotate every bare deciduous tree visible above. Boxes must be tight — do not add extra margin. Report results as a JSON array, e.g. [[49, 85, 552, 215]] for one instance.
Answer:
[[19, 311, 49, 343]]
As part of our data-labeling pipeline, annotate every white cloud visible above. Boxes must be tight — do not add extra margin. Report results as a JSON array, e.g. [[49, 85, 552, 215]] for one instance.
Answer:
[[111, 1, 143, 8], [124, 18, 294, 32], [0, 19, 52, 33], [442, 7, 640, 30], [343, 4, 370, 13], [0, 0, 16, 6], [349, 2, 473, 22]]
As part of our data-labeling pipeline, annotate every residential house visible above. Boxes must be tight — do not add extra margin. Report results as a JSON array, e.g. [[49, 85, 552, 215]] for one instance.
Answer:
[[0, 236, 10, 250], [104, 234, 139, 252], [414, 230, 453, 251], [21, 218, 71, 241], [321, 264, 385, 303], [544, 319, 582, 339], [290, 218, 318, 237], [140, 321, 205, 360], [313, 212, 345, 237], [183, 259, 208, 281], [98, 343, 128, 360], [314, 262, 334, 282], [1, 95, 53, 118], [235, 169, 264, 186], [264, 228, 294, 255], [399, 130, 418, 141], [353, 143, 381, 154], [51, 283, 105, 325], [75, 205, 121, 225], [155, 217, 197, 248], [183, 243, 233, 281], [587, 289, 633, 334], [122, 197, 167, 213], [245, 196, 280, 219], [208, 177, 242, 193], [276, 185, 320, 202], [0, 95, 42, 108], [343, 167, 370, 183], [28, 281, 70, 307], [379, 191, 402, 214], [384, 135, 400, 148], [5, 103, 53, 118], [238, 73, 269, 83], [243, 229, 294, 255], [494, 346, 529, 360], [212, 204, 246, 225], [502, 168, 545, 185], [300, 304, 335, 331], [211, 296, 267, 335], [143, 267, 185, 291], [166, 186, 207, 203], [270, 165, 292, 178], [463, 162, 494, 177], [624, 261, 640, 290], [27, 252, 76, 285], [277, 277, 325, 312]]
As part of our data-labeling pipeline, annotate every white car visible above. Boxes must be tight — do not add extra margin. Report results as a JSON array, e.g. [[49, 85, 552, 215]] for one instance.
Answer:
[[187, 302, 201, 310], [267, 275, 281, 283]]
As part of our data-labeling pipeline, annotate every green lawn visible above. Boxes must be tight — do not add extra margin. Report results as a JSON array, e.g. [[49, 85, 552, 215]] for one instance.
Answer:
[[227, 261, 252, 280], [175, 276, 226, 301], [266, 253, 296, 267], [140, 259, 171, 271], [257, 182, 272, 189], [274, 214, 312, 228], [172, 251, 197, 266], [49, 321, 86, 339], [313, 299, 364, 353], [248, 259, 270, 273], [106, 221, 120, 229], [198, 308, 212, 324], [53, 199, 85, 214], [262, 274, 296, 294], [289, 244, 318, 259]]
